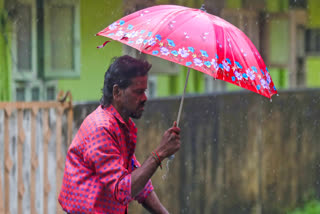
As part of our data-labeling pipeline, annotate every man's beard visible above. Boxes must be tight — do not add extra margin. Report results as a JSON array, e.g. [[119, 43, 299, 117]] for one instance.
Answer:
[[129, 102, 145, 119], [130, 113, 142, 119], [130, 110, 143, 119]]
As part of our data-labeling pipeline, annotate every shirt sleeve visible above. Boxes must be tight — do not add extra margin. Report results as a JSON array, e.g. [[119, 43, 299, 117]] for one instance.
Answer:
[[131, 155, 154, 203], [84, 126, 132, 205]]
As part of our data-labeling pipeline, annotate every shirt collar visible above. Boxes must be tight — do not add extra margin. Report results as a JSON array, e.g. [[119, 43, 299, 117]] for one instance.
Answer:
[[103, 104, 135, 130]]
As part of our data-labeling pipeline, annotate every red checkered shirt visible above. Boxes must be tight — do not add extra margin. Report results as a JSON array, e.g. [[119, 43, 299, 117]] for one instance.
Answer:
[[59, 105, 154, 214]]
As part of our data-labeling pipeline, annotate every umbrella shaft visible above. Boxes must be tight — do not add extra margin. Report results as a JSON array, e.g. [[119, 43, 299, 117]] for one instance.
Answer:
[[176, 67, 191, 127], [169, 67, 191, 161]]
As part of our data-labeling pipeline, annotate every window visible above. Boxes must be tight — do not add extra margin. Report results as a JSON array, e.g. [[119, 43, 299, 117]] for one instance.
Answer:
[[31, 87, 40, 101], [289, 0, 307, 8], [16, 87, 26, 101], [263, 13, 290, 68], [10, 0, 80, 101], [305, 29, 320, 55], [11, 0, 37, 81], [147, 75, 157, 98], [44, 81, 57, 100], [12, 80, 42, 101], [44, 0, 80, 79]]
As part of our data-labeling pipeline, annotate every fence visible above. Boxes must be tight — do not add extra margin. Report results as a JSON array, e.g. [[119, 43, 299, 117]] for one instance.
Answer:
[[0, 91, 73, 214]]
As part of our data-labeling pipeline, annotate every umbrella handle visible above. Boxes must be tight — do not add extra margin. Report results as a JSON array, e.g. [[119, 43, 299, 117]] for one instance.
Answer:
[[168, 67, 191, 161], [163, 67, 191, 179]]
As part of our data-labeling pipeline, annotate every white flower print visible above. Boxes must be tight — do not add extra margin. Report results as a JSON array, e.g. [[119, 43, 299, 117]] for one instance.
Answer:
[[261, 79, 270, 89], [178, 48, 189, 58], [115, 30, 124, 37], [128, 31, 139, 38], [246, 68, 256, 80], [160, 47, 170, 56], [194, 58, 203, 67], [235, 70, 243, 80], [136, 38, 144, 45], [108, 22, 118, 30], [211, 59, 219, 71], [222, 60, 230, 72], [148, 38, 156, 46]]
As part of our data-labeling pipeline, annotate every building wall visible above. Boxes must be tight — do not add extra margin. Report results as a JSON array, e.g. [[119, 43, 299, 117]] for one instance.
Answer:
[[266, 0, 320, 89], [0, 0, 11, 101], [57, 0, 123, 102]]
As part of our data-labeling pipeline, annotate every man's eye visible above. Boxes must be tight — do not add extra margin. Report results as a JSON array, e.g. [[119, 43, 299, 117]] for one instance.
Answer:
[[135, 90, 145, 94]]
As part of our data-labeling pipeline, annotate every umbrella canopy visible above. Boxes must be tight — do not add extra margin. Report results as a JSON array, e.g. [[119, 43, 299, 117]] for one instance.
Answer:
[[97, 4, 277, 99]]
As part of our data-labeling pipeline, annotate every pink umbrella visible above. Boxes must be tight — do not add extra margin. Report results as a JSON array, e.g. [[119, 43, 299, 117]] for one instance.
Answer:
[[97, 4, 278, 126]]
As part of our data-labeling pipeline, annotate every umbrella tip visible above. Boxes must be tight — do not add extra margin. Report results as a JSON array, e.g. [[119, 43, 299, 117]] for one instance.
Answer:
[[200, 4, 207, 12]]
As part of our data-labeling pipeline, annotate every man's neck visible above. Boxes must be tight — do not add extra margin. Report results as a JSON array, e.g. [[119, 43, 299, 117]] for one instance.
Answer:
[[111, 102, 129, 122]]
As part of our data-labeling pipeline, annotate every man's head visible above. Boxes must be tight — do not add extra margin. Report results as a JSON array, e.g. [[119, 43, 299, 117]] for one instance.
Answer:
[[100, 55, 152, 121]]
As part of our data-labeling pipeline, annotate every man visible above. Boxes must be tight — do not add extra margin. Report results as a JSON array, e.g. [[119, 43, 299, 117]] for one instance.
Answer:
[[59, 55, 181, 213]]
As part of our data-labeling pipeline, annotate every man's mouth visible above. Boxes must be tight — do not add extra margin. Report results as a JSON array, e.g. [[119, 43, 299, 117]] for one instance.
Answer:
[[138, 104, 145, 111]]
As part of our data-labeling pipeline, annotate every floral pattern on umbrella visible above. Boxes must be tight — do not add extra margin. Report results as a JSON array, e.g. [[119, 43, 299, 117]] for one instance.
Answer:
[[97, 5, 277, 99]]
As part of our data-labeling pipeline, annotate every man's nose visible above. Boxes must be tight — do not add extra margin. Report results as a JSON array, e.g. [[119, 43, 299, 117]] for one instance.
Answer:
[[142, 92, 147, 102]]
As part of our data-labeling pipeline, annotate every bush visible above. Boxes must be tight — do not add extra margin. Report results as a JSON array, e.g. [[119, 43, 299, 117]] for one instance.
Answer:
[[287, 200, 320, 214]]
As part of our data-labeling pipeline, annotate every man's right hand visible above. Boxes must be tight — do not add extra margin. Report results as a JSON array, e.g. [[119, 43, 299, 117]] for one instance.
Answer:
[[131, 121, 181, 198], [156, 121, 181, 160]]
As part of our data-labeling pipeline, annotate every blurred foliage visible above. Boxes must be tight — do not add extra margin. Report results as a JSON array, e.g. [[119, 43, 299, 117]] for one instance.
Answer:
[[287, 200, 320, 214]]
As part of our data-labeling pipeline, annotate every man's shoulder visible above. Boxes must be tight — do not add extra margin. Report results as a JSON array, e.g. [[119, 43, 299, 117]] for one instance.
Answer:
[[83, 105, 118, 131]]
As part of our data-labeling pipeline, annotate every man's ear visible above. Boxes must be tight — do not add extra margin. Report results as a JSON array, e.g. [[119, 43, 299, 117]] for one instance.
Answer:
[[112, 84, 121, 99]]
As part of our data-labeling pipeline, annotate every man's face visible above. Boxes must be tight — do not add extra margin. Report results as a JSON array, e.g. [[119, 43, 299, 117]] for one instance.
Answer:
[[119, 75, 148, 119]]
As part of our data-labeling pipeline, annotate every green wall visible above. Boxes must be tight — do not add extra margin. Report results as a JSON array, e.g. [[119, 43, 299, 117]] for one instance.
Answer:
[[307, 57, 320, 87], [306, 0, 320, 87], [308, 0, 320, 28], [58, 0, 123, 102], [226, 0, 241, 9], [0, 0, 10, 101], [266, 0, 288, 12]]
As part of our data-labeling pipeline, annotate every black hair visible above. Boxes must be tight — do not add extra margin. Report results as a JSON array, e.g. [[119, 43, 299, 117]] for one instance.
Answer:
[[100, 55, 152, 107]]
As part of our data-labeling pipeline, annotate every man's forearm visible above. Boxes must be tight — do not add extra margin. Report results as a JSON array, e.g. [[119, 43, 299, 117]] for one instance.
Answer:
[[131, 154, 159, 197], [142, 191, 169, 214]]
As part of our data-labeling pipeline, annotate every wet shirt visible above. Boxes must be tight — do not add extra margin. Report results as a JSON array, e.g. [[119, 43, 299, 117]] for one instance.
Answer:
[[58, 105, 153, 214]]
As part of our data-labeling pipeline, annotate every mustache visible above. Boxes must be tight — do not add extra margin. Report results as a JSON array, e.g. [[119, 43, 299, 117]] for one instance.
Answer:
[[139, 101, 146, 107]]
